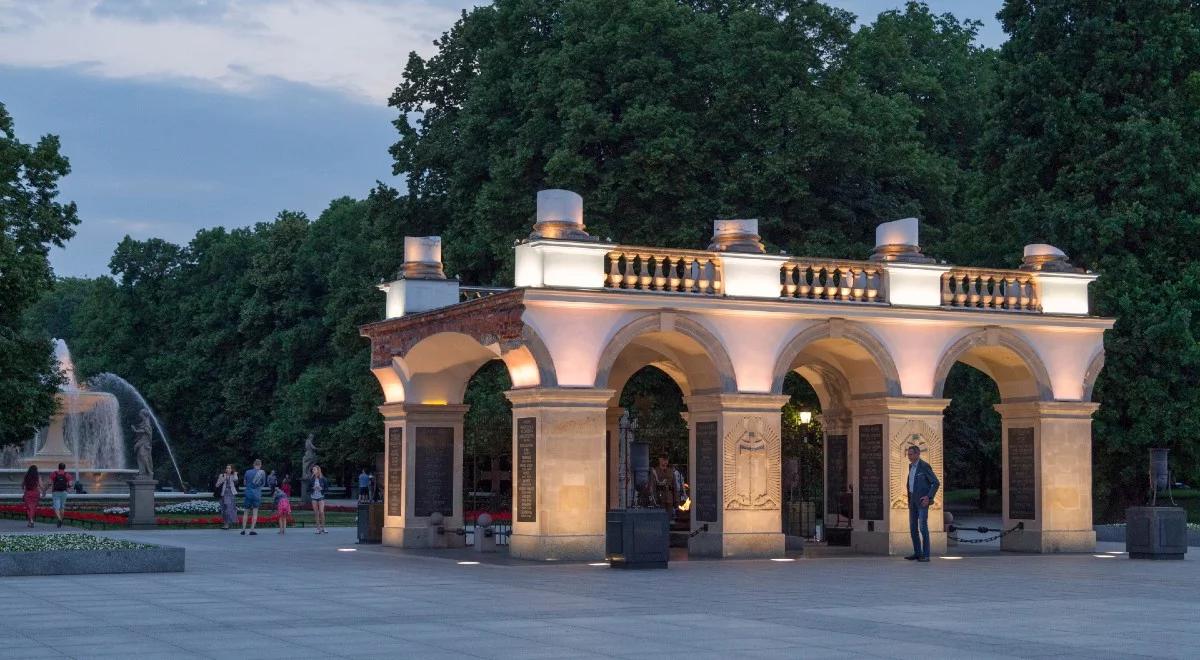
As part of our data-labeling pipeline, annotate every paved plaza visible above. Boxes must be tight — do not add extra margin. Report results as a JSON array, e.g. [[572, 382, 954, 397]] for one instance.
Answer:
[[0, 519, 1196, 659]]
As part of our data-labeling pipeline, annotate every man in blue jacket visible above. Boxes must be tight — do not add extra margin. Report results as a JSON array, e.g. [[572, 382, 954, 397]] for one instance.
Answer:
[[905, 444, 939, 562]]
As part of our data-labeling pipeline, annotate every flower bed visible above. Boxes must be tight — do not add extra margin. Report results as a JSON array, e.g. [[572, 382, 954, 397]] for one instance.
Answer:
[[0, 533, 183, 576], [103, 499, 222, 515], [0, 533, 152, 552]]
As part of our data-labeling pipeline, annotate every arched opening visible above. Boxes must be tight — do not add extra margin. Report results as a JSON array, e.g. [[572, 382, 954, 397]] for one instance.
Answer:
[[462, 361, 514, 518], [932, 328, 1056, 552], [596, 315, 734, 557], [772, 322, 905, 550], [942, 363, 1002, 525]]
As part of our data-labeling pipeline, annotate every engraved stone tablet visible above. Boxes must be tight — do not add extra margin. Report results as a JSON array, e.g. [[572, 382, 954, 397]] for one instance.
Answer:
[[858, 424, 884, 520], [387, 427, 403, 517], [695, 421, 719, 522], [414, 427, 453, 518], [826, 435, 848, 516], [1008, 427, 1036, 520], [517, 417, 537, 523]]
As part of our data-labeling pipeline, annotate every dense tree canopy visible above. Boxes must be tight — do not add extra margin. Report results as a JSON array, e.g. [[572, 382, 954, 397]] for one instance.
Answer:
[[0, 102, 78, 445], [12, 1, 1199, 513]]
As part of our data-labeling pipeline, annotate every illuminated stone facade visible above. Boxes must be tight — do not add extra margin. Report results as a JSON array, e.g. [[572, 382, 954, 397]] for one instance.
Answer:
[[361, 190, 1111, 560]]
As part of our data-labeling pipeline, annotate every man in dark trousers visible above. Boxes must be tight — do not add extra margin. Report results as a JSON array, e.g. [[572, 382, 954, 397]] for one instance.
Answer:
[[904, 445, 939, 562]]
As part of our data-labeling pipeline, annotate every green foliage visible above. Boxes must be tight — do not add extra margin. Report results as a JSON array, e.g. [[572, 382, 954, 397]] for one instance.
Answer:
[[942, 363, 1001, 509], [391, 0, 987, 280], [0, 101, 78, 444], [976, 1, 1200, 518]]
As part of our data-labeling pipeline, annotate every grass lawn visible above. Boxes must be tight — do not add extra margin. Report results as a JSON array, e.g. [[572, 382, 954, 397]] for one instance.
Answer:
[[941, 488, 1002, 514]]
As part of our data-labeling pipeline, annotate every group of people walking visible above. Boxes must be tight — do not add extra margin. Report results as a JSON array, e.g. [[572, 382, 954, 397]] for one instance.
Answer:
[[215, 461, 330, 535], [18, 463, 75, 528]]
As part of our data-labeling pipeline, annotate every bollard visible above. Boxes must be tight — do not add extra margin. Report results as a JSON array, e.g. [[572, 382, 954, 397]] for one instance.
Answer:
[[428, 512, 448, 549], [473, 513, 497, 554], [944, 511, 956, 547]]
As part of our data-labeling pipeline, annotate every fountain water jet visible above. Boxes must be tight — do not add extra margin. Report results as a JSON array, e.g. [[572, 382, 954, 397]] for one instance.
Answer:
[[89, 373, 185, 491], [0, 340, 137, 493]]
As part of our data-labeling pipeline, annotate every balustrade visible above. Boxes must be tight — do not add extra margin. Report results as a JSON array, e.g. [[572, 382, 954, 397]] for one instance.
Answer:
[[941, 269, 1040, 311], [779, 260, 884, 303], [604, 249, 723, 295]]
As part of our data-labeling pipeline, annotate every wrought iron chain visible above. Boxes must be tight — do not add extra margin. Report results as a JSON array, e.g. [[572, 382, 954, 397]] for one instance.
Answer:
[[946, 522, 1024, 544]]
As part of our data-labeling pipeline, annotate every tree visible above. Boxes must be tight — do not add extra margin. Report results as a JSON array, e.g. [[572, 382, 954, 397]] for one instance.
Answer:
[[390, 0, 977, 282], [976, 1, 1200, 516], [0, 101, 79, 445]]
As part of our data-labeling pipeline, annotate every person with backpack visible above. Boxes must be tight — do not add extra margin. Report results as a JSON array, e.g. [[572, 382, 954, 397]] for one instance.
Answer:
[[241, 458, 266, 535], [48, 463, 74, 528]]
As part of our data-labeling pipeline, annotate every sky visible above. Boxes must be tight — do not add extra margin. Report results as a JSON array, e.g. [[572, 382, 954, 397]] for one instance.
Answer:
[[0, 0, 1006, 278]]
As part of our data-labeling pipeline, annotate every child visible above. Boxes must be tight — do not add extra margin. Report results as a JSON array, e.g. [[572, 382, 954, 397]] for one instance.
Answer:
[[273, 486, 292, 534]]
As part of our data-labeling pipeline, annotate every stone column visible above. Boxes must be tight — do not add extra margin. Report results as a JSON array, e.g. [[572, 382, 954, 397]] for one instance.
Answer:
[[847, 397, 950, 555], [820, 408, 852, 527], [605, 406, 623, 510], [505, 388, 614, 561], [995, 401, 1098, 553], [379, 403, 468, 549], [685, 393, 790, 558]]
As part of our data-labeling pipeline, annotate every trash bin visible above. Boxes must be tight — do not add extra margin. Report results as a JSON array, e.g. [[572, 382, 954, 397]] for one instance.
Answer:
[[606, 508, 669, 569], [357, 502, 383, 544]]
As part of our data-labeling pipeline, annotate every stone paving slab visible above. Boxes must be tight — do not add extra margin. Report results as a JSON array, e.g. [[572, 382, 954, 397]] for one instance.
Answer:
[[0, 517, 1196, 659]]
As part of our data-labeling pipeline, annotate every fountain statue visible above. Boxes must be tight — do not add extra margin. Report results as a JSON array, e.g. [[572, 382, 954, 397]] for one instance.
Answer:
[[0, 340, 184, 495], [132, 410, 154, 478], [301, 433, 317, 504]]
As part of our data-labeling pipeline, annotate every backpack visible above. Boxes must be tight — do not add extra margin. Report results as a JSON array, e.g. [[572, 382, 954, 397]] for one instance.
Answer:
[[52, 471, 69, 492]]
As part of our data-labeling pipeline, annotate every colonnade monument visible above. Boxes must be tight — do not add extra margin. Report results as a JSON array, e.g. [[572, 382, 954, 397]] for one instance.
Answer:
[[361, 189, 1109, 561]]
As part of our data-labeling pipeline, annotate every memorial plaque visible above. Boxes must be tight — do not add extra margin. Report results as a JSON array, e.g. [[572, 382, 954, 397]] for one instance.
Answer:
[[826, 435, 848, 516], [1008, 427, 1036, 520], [413, 427, 454, 518], [858, 424, 884, 521], [695, 421, 719, 522], [387, 427, 403, 517], [517, 417, 537, 523]]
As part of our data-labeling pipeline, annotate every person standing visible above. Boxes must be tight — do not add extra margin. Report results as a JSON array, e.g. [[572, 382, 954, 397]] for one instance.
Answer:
[[649, 456, 678, 511], [905, 445, 940, 563], [216, 464, 238, 530], [21, 466, 41, 527], [241, 459, 266, 535], [48, 462, 74, 528], [357, 468, 370, 502], [310, 465, 329, 534], [273, 486, 292, 534], [280, 474, 292, 497], [266, 470, 278, 493]]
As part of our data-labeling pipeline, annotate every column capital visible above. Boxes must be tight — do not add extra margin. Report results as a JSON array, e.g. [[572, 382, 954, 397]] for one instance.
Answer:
[[993, 400, 1100, 418], [684, 393, 791, 414], [505, 387, 616, 408], [848, 396, 951, 416], [378, 402, 470, 421]]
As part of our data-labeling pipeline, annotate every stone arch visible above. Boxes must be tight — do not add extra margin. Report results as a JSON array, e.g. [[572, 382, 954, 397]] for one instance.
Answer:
[[770, 319, 902, 397], [498, 325, 559, 390], [931, 326, 1054, 402], [594, 311, 737, 395], [791, 357, 853, 413], [1081, 347, 1105, 403]]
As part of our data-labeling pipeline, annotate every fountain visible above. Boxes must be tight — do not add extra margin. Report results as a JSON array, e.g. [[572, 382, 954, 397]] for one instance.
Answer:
[[0, 340, 161, 494]]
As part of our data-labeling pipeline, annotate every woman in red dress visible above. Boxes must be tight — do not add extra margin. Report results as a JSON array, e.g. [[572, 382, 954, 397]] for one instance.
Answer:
[[21, 466, 42, 527]]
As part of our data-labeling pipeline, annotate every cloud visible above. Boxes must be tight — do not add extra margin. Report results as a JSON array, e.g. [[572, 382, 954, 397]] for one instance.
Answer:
[[0, 0, 477, 103]]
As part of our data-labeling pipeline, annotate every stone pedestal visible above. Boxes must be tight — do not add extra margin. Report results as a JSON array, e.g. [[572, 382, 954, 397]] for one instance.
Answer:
[[685, 393, 790, 559], [995, 402, 1098, 553], [379, 403, 467, 550], [505, 388, 613, 561], [300, 478, 312, 506], [845, 397, 950, 556], [1126, 507, 1187, 559], [127, 479, 157, 529]]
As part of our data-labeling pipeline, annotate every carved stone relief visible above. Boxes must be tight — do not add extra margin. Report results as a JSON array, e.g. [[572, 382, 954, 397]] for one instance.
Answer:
[[889, 419, 944, 510], [723, 416, 781, 510]]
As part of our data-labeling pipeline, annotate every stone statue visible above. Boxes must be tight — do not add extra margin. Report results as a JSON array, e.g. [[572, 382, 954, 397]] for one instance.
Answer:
[[132, 409, 154, 478], [302, 433, 316, 477], [0, 444, 20, 468]]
